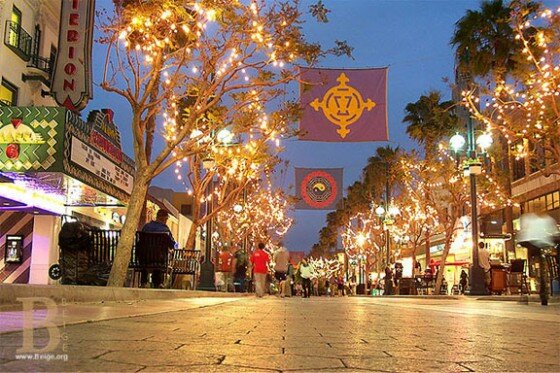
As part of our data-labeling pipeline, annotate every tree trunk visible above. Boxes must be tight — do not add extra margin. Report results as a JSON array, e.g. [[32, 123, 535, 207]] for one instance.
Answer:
[[107, 174, 150, 287], [425, 229, 431, 268], [184, 220, 200, 250], [434, 236, 452, 294]]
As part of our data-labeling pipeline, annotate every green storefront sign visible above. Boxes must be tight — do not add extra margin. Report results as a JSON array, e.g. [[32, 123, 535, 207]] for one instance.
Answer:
[[0, 107, 134, 203], [0, 107, 65, 171]]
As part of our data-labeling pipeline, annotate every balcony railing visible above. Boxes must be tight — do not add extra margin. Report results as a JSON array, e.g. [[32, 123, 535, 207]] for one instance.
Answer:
[[27, 55, 51, 74], [4, 20, 32, 61]]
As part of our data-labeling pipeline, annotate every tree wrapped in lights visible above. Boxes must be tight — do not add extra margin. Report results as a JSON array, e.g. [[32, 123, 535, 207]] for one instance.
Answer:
[[341, 210, 385, 271], [181, 141, 280, 249], [100, 0, 349, 286], [307, 257, 341, 279], [461, 2, 560, 175], [402, 149, 513, 292], [215, 180, 294, 247], [391, 177, 440, 269]]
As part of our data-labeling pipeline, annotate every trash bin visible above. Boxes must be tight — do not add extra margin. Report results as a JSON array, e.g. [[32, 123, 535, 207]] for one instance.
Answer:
[[490, 265, 507, 294], [59, 222, 92, 285]]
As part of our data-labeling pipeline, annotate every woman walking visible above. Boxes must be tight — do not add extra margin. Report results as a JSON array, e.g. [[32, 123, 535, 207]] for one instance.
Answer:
[[298, 257, 313, 298]]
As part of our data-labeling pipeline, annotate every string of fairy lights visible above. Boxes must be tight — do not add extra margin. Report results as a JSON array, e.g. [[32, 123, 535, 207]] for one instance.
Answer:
[[461, 5, 560, 163]]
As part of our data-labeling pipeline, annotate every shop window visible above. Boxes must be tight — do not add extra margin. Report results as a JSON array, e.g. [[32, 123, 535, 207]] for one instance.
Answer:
[[0, 78, 18, 106], [553, 191, 559, 210]]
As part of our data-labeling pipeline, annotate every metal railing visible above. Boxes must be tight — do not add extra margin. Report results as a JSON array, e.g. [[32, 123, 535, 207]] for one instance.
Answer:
[[27, 55, 51, 73], [4, 20, 32, 60]]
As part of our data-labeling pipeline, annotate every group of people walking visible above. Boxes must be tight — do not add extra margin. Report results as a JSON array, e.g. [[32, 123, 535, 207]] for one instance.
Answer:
[[216, 242, 347, 298]]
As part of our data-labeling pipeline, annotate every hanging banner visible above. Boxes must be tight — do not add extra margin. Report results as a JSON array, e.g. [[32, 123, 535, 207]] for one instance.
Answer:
[[51, 0, 96, 111], [295, 168, 343, 210], [299, 67, 388, 142]]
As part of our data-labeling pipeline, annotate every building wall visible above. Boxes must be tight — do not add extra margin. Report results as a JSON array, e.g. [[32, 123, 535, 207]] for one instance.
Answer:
[[0, 211, 34, 283], [0, 0, 59, 106]]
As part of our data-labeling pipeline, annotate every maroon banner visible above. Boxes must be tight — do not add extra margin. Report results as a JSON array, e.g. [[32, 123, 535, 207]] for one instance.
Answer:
[[295, 168, 343, 210], [299, 67, 388, 142]]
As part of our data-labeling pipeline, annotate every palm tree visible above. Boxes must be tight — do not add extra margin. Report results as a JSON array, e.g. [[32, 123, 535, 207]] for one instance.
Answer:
[[403, 91, 458, 160], [451, 0, 527, 82]]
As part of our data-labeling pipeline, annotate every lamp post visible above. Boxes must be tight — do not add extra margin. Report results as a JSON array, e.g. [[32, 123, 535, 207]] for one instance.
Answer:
[[197, 157, 217, 291], [375, 203, 399, 267], [449, 123, 492, 296], [197, 127, 235, 291]]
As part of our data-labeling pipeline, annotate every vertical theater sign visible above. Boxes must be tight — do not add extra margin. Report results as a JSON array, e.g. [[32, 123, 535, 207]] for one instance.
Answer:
[[51, 0, 96, 111]]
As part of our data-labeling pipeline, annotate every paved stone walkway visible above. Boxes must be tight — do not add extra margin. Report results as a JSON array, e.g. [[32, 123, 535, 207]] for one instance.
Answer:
[[0, 296, 559, 372]]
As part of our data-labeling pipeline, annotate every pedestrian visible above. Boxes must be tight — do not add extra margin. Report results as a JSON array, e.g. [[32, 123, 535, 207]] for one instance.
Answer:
[[329, 276, 337, 297], [478, 242, 491, 294], [298, 257, 313, 298], [232, 243, 248, 292], [250, 242, 270, 297], [140, 209, 175, 288], [285, 262, 295, 297], [337, 275, 345, 296], [460, 269, 468, 294], [384, 266, 393, 295], [273, 246, 290, 297], [217, 246, 234, 292]]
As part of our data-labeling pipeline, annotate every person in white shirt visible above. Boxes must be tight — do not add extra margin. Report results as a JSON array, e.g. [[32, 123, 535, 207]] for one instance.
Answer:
[[478, 242, 491, 293], [298, 258, 314, 298]]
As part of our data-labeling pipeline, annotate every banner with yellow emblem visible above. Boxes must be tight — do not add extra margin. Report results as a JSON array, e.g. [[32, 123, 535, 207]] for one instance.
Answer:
[[299, 67, 388, 142]]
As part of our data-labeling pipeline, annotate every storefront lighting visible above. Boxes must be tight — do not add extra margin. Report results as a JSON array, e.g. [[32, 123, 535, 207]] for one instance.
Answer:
[[0, 183, 66, 215]]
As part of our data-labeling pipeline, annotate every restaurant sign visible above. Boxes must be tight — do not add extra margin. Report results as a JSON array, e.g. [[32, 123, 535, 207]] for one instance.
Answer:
[[51, 0, 96, 111]]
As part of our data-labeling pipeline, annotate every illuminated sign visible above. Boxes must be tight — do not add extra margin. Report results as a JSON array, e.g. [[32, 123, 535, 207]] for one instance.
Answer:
[[0, 107, 63, 171], [70, 136, 133, 194], [51, 0, 95, 111]]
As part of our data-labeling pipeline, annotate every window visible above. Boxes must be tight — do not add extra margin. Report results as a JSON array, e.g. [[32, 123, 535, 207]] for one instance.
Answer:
[[5, 5, 32, 59], [525, 191, 560, 213], [32, 25, 41, 57], [49, 45, 57, 78], [180, 204, 192, 217], [0, 79, 18, 106], [9, 6, 22, 47]]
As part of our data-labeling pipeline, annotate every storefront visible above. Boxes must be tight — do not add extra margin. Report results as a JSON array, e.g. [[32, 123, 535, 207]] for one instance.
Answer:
[[0, 106, 134, 284]]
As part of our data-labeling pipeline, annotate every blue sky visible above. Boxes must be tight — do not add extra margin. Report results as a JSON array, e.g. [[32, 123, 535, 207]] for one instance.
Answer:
[[87, 0, 488, 252]]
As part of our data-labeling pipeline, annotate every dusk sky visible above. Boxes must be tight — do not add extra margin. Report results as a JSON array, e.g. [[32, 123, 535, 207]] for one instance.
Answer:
[[87, 0, 487, 252]]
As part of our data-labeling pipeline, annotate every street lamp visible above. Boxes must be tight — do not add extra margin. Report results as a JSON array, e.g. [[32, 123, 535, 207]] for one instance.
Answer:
[[197, 128, 235, 291], [197, 156, 217, 291], [449, 128, 492, 296], [374, 203, 400, 266]]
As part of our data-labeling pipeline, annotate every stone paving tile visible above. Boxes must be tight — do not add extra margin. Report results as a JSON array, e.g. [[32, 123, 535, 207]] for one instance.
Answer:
[[222, 354, 345, 371], [0, 359, 142, 372], [342, 357, 471, 372], [177, 343, 282, 356], [98, 349, 222, 366], [142, 364, 279, 372], [461, 360, 560, 372]]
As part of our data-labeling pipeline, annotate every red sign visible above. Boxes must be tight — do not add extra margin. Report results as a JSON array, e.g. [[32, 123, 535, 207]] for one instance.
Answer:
[[51, 0, 95, 111], [295, 168, 343, 210]]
